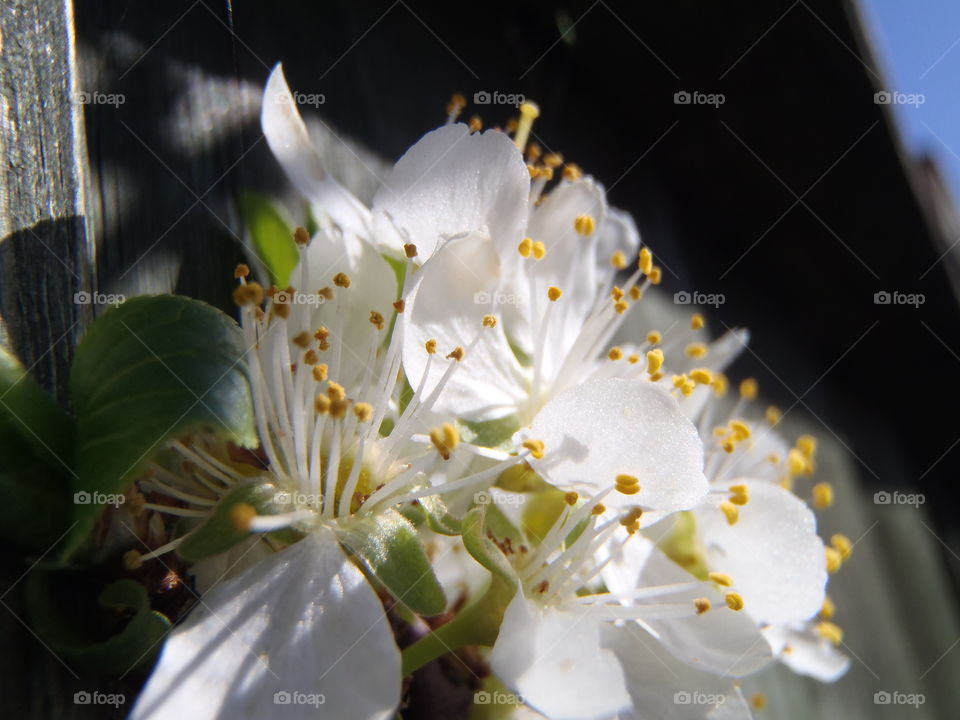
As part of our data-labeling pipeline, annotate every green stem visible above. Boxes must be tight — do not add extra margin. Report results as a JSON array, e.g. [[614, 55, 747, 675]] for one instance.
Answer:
[[401, 576, 515, 675]]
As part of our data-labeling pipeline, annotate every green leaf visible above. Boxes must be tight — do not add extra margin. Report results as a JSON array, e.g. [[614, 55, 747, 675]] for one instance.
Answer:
[[460, 414, 520, 450], [462, 506, 517, 585], [177, 480, 287, 562], [67, 295, 257, 557], [237, 192, 299, 286], [25, 571, 171, 674], [340, 509, 446, 615]]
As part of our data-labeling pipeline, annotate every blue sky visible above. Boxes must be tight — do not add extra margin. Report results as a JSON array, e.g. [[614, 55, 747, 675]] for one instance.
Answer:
[[861, 0, 960, 205]]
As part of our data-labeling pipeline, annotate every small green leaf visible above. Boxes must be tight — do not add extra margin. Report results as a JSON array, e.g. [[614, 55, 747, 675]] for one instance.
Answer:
[[462, 506, 517, 585], [461, 414, 520, 450], [237, 192, 299, 286], [177, 481, 287, 562], [67, 295, 257, 557], [340, 510, 446, 615]]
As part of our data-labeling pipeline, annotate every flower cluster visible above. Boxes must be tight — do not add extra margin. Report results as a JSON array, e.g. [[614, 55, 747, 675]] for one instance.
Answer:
[[129, 66, 851, 720]]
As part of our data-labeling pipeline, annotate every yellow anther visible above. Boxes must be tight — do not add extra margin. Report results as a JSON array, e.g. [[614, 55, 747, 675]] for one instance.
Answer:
[[314, 394, 331, 414], [447, 93, 466, 116], [393, 299, 405, 313], [611, 286, 625, 301], [294, 226, 311, 245], [739, 378, 758, 400], [543, 152, 563, 168], [292, 331, 312, 349], [230, 502, 257, 533], [123, 549, 143, 570], [564, 491, 579, 506], [649, 372, 664, 382], [690, 368, 713, 385], [722, 439, 737, 454], [725, 592, 745, 611], [482, 314, 498, 328], [831, 533, 853, 561], [547, 286, 563, 302], [712, 373, 729, 397], [729, 489, 750, 506], [629, 286, 642, 300], [608, 346, 624, 361], [649, 266, 662, 284], [518, 237, 534, 258], [729, 483, 749, 495], [315, 326, 331, 342], [425, 339, 438, 354], [708, 572, 734, 587], [615, 474, 641, 495], [825, 547, 842, 574], [312, 364, 329, 382], [646, 330, 662, 345], [787, 448, 807, 477], [333, 272, 352, 288], [646, 348, 664, 374], [563, 163, 583, 181], [404, 243, 419, 258], [691, 313, 705, 330], [821, 595, 836, 620], [527, 164, 539, 178], [304, 350, 319, 366], [369, 311, 385, 330], [639, 247, 653, 275], [614, 300, 629, 314], [319, 286, 334, 300], [751, 693, 767, 711], [233, 281, 265, 307], [694, 597, 712, 615], [532, 241, 547, 259], [720, 501, 740, 525], [714, 426, 729, 437], [354, 402, 374, 422], [768, 452, 782, 464], [611, 251, 627, 269], [234, 263, 251, 279], [620, 506, 643, 527], [797, 434, 817, 458], [628, 354, 640, 364], [574, 214, 597, 236], [730, 420, 752, 441], [468, 115, 483, 133], [522, 439, 546, 459], [817, 621, 844, 646], [446, 346, 466, 361], [779, 475, 794, 491], [766, 406, 782, 425], [685, 342, 708, 359], [430, 423, 460, 460], [327, 382, 347, 401], [812, 482, 834, 509], [513, 100, 540, 152], [592, 503, 606, 515]]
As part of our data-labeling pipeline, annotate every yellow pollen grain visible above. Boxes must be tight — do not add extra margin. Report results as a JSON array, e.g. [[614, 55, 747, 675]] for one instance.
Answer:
[[564, 491, 579, 506], [404, 243, 418, 258], [720, 501, 739, 525], [729, 490, 750, 507], [797, 434, 817, 458], [430, 423, 460, 460], [691, 313, 705, 330], [751, 693, 767, 711], [543, 152, 563, 168], [447, 93, 466, 115], [709, 572, 734, 587], [522, 439, 546, 459], [649, 267, 662, 284], [518, 237, 534, 258], [446, 346, 466, 362], [821, 595, 837, 620], [482, 314, 498, 328], [292, 331, 311, 349], [319, 286, 334, 300], [817, 621, 844, 646], [768, 452, 782, 464], [369, 311, 385, 330], [527, 143, 543, 163], [628, 354, 640, 364], [694, 597, 712, 614], [649, 371, 664, 382], [730, 420, 752, 441], [740, 378, 758, 400], [614, 300, 629, 314], [315, 394, 331, 414], [312, 364, 329, 382], [469, 115, 482, 133], [354, 402, 374, 422], [787, 448, 807, 476], [294, 226, 311, 245], [611, 286, 625, 301], [690, 368, 713, 385], [574, 214, 596, 236], [615, 474, 641, 495], [329, 398, 349, 419], [611, 251, 627, 269], [825, 547, 842, 574], [532, 241, 547, 259], [725, 592, 745, 611], [304, 350, 319, 366], [629, 286, 642, 300], [563, 164, 583, 181], [620, 507, 644, 527], [233, 281, 265, 307], [685, 342, 708, 359], [547, 286, 563, 302], [591, 503, 606, 515], [831, 533, 853, 561], [712, 373, 729, 397], [393, 299, 405, 313], [812, 482, 834, 509], [647, 348, 664, 374], [647, 330, 662, 345], [639, 247, 653, 275], [230, 503, 257, 533], [234, 263, 250, 279], [766, 406, 782, 425], [327, 382, 346, 402], [425, 339, 438, 354], [722, 438, 736, 454], [333, 272, 351, 288], [608, 346, 624, 361]]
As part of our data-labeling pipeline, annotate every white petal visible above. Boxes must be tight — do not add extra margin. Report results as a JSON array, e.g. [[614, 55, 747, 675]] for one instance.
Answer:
[[763, 625, 851, 682], [402, 231, 527, 420], [490, 591, 631, 720], [595, 206, 641, 275], [606, 624, 752, 720], [262, 64, 371, 237], [695, 481, 827, 625], [131, 529, 400, 720], [526, 378, 708, 514], [372, 124, 529, 260]]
